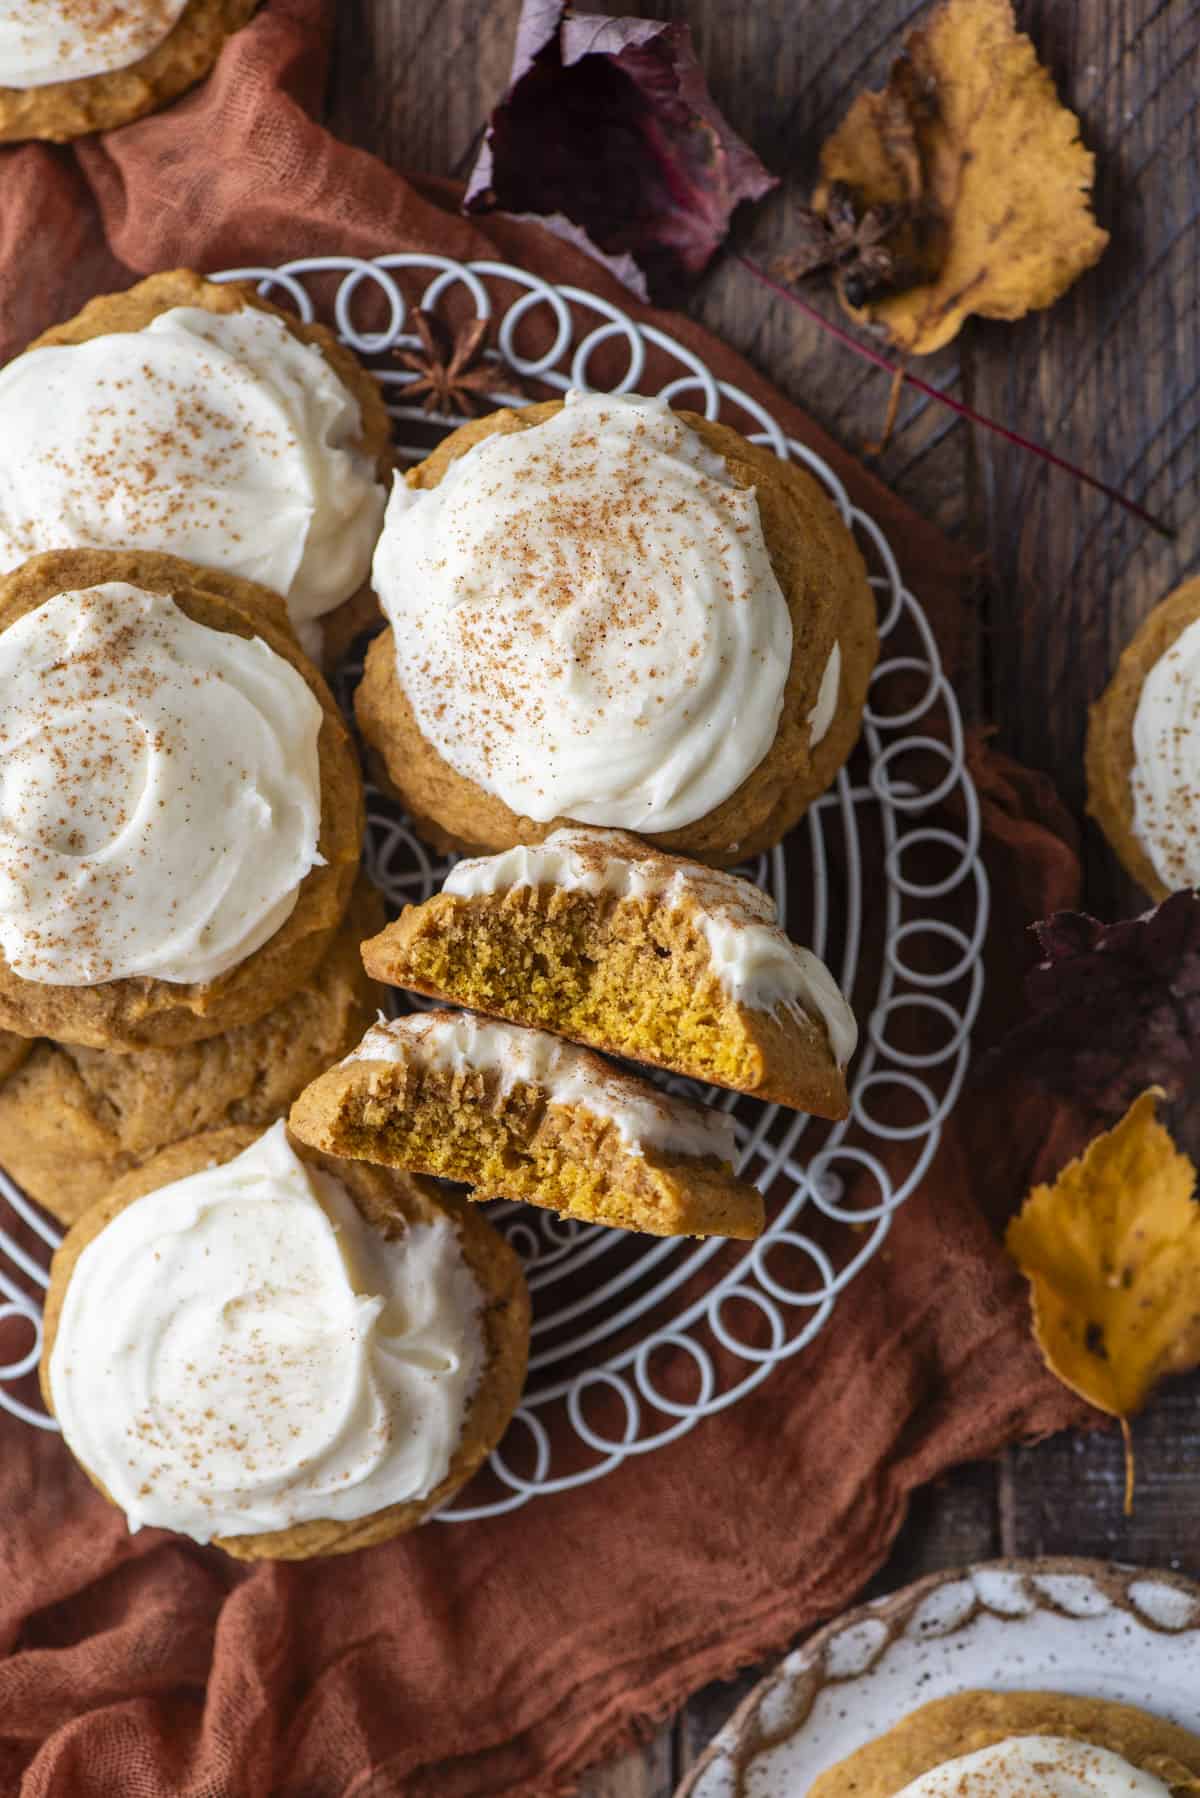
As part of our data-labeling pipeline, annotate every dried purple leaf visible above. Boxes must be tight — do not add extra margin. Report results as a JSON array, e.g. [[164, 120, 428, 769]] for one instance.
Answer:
[[465, 1, 778, 304], [981, 890, 1200, 1124]]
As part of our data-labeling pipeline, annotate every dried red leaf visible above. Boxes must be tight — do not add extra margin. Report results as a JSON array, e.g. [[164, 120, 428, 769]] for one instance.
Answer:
[[982, 891, 1200, 1124], [464, 1, 777, 303]]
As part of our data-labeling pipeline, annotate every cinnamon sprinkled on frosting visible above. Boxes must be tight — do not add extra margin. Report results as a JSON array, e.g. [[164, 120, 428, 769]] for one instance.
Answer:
[[1131, 616, 1200, 890], [372, 390, 793, 831], [894, 1735, 1172, 1796], [0, 307, 385, 634], [0, 581, 323, 987], [48, 1123, 484, 1542]]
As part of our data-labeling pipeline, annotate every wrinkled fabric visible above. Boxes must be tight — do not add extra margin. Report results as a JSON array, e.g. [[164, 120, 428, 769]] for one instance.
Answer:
[[0, 6, 1091, 1793]]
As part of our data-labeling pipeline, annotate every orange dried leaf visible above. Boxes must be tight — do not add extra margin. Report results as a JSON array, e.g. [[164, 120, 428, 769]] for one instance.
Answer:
[[815, 0, 1109, 354], [1007, 1091, 1200, 1427]]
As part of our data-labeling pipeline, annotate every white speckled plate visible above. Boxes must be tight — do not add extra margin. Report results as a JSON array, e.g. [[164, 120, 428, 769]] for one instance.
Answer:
[[676, 1558, 1200, 1798]]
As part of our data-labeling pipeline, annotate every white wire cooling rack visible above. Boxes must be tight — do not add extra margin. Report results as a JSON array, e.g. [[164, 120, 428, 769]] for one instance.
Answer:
[[0, 254, 989, 1520]]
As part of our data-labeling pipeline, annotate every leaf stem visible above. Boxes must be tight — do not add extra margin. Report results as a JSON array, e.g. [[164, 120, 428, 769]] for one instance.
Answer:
[[735, 253, 1174, 541]]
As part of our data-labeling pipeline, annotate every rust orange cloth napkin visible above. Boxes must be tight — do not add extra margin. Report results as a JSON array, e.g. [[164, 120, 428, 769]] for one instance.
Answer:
[[0, 5, 1091, 1793]]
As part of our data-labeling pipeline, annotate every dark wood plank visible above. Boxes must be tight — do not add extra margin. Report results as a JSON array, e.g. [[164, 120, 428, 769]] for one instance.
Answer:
[[327, 0, 521, 178], [971, 0, 1200, 911], [578, 1733, 675, 1798], [1000, 1373, 1200, 1575]]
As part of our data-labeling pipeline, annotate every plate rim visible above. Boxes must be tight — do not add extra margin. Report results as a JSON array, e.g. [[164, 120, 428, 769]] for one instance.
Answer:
[[675, 1554, 1200, 1798]]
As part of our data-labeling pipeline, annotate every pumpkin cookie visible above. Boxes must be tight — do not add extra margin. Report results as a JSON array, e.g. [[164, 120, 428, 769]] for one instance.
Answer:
[[289, 1012, 764, 1240], [358, 393, 876, 864], [0, 270, 390, 656], [1087, 576, 1200, 899], [0, 1030, 31, 1083], [809, 1689, 1200, 1795], [40, 1121, 530, 1559], [362, 827, 857, 1117], [0, 1, 258, 143], [0, 879, 384, 1226], [0, 547, 363, 1050]]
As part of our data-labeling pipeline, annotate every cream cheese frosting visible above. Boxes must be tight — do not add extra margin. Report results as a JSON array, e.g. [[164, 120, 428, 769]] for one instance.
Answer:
[[1130, 614, 1200, 890], [372, 390, 794, 832], [808, 641, 841, 747], [0, 0, 187, 87], [0, 582, 323, 987], [350, 1012, 738, 1163], [48, 1123, 484, 1542], [0, 306, 386, 633], [442, 827, 858, 1066], [895, 1735, 1172, 1796]]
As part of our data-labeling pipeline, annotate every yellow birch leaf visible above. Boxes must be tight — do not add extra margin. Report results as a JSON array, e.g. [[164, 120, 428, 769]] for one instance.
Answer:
[[815, 0, 1109, 354], [1007, 1090, 1200, 1431]]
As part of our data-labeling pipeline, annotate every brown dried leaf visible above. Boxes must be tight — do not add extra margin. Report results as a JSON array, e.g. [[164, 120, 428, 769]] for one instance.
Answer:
[[815, 0, 1109, 353], [1007, 1091, 1200, 1444]]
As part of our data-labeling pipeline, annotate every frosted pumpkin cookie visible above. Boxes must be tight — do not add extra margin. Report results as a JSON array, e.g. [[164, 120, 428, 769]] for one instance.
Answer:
[[362, 827, 856, 1117], [1087, 577, 1200, 899], [808, 1689, 1200, 1796], [0, 0, 259, 143], [0, 270, 390, 657], [0, 880, 384, 1226], [0, 548, 363, 1050], [358, 392, 877, 864], [40, 1120, 530, 1560], [289, 1012, 765, 1240]]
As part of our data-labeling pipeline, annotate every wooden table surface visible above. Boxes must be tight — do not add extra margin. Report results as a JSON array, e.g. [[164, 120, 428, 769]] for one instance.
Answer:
[[330, 3, 1200, 1792]]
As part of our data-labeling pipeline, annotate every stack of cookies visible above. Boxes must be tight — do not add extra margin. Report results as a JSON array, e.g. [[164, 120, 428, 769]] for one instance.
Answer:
[[0, 274, 873, 1556]]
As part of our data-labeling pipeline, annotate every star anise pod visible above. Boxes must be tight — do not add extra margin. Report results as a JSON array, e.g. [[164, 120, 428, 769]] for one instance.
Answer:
[[775, 181, 908, 308], [393, 310, 521, 416]]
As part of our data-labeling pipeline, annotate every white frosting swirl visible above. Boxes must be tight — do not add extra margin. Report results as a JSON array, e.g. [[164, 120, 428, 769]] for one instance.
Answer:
[[895, 1735, 1171, 1796], [0, 306, 386, 633], [0, 0, 187, 87], [372, 390, 794, 831], [0, 582, 323, 986], [350, 1012, 737, 1163], [49, 1123, 484, 1542], [1131, 614, 1200, 889], [442, 827, 857, 1066]]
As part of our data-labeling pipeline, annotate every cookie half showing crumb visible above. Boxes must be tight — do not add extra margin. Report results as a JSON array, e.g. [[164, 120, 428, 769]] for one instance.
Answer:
[[807, 1688, 1200, 1796], [362, 827, 856, 1116], [0, 1030, 31, 1082], [40, 1120, 529, 1560], [289, 1012, 765, 1240], [0, 879, 385, 1226]]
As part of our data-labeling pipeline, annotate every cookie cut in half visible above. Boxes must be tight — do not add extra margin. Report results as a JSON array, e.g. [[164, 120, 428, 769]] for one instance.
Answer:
[[41, 1121, 529, 1560], [289, 1012, 765, 1240], [362, 828, 856, 1117]]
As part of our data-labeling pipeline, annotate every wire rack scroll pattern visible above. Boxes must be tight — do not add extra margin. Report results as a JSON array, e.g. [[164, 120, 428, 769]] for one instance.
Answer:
[[0, 254, 990, 1522]]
